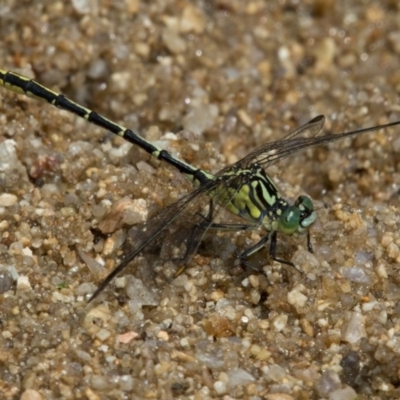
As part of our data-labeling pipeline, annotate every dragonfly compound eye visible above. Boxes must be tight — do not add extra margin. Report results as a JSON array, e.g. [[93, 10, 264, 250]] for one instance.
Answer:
[[295, 195, 317, 231], [278, 206, 301, 235]]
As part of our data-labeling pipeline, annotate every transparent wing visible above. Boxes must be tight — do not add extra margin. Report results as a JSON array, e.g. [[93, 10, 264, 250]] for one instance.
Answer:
[[279, 115, 325, 141], [89, 175, 245, 301], [88, 184, 210, 300], [235, 116, 400, 171], [234, 115, 325, 170]]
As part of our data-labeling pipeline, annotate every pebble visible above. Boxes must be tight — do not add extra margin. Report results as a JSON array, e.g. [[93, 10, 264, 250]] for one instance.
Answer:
[[272, 314, 288, 332], [287, 287, 308, 307], [328, 386, 358, 400], [342, 312, 366, 344], [0, 193, 17, 206], [213, 380, 227, 395], [20, 389, 44, 400], [265, 394, 295, 400], [83, 305, 112, 337], [180, 4, 205, 33], [16, 276, 31, 292], [227, 368, 255, 387], [340, 267, 371, 284]]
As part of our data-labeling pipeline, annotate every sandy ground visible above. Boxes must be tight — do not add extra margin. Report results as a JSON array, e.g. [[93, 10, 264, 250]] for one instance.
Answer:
[[1, 1, 400, 399]]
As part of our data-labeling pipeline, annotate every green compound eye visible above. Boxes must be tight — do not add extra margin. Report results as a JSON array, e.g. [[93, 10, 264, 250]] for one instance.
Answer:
[[278, 196, 317, 236], [278, 206, 301, 235], [296, 195, 313, 212], [295, 195, 317, 231]]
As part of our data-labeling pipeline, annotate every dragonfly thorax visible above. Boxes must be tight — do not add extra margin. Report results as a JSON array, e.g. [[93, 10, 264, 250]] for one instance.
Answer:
[[222, 163, 289, 226]]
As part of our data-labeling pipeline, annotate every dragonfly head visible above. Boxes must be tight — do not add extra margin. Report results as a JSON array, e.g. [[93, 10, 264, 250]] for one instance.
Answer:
[[278, 195, 316, 235]]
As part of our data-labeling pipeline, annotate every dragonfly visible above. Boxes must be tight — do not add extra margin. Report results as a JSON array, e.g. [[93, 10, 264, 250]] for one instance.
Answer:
[[1, 69, 399, 302]]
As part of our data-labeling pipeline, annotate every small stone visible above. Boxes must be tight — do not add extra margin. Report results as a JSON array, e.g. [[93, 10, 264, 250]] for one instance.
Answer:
[[381, 232, 393, 247], [71, 0, 92, 14], [20, 389, 44, 400], [125, 277, 159, 306], [265, 394, 295, 400], [157, 330, 169, 341], [213, 380, 227, 395], [342, 312, 366, 344], [387, 242, 400, 259], [83, 305, 112, 337], [248, 274, 260, 288], [227, 368, 255, 388], [262, 364, 286, 382], [237, 109, 253, 127], [250, 288, 261, 305], [376, 263, 388, 279], [124, 0, 139, 15], [314, 37, 336, 68], [16, 276, 31, 292], [300, 318, 315, 337], [117, 331, 139, 344], [180, 4, 205, 33], [272, 314, 288, 332], [78, 250, 107, 277], [162, 27, 186, 54], [0, 269, 14, 294], [182, 103, 219, 135], [96, 328, 111, 341], [362, 300, 377, 312], [328, 386, 357, 400], [0, 193, 18, 206], [2, 330, 12, 339], [118, 374, 134, 391], [315, 370, 342, 396], [340, 267, 371, 284], [98, 197, 148, 234], [287, 288, 308, 307], [52, 291, 75, 303], [91, 375, 112, 391]]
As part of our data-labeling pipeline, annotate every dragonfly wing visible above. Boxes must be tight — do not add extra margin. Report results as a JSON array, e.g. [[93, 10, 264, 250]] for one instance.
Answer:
[[279, 115, 325, 141], [235, 115, 400, 172], [253, 119, 400, 169], [90, 175, 243, 300], [144, 175, 247, 264], [233, 115, 325, 171], [89, 183, 215, 300]]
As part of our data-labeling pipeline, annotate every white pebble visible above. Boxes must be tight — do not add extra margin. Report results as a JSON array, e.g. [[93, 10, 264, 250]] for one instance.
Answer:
[[340, 267, 371, 284], [96, 328, 112, 341], [342, 312, 366, 344], [272, 314, 288, 332], [287, 288, 308, 307], [0, 193, 17, 206], [20, 389, 44, 400], [328, 386, 357, 400], [213, 380, 227, 395], [16, 276, 31, 292], [227, 368, 255, 387]]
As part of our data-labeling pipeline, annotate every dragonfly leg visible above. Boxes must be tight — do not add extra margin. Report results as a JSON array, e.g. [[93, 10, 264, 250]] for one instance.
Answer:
[[268, 231, 302, 273], [306, 231, 313, 253], [237, 234, 271, 273], [238, 231, 304, 274], [174, 200, 219, 275]]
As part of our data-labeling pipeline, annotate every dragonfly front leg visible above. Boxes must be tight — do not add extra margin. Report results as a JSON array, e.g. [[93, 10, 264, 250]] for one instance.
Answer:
[[268, 231, 302, 273], [306, 231, 313, 253], [238, 230, 311, 274], [237, 234, 271, 273]]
